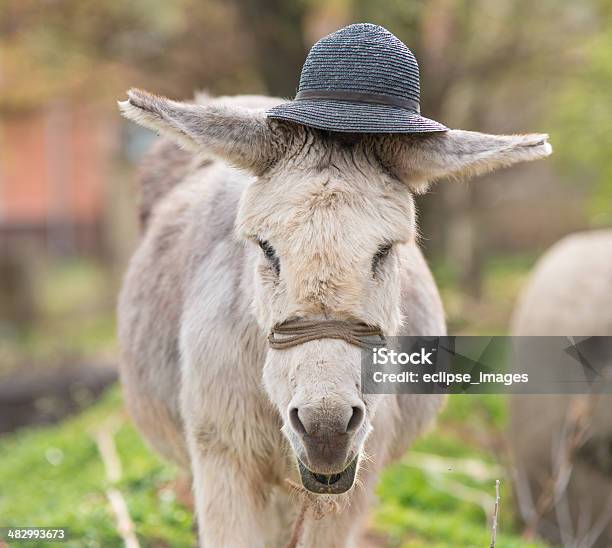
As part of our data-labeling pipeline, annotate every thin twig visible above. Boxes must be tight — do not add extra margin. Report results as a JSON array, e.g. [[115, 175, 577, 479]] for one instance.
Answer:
[[95, 425, 122, 483], [94, 422, 140, 548], [490, 480, 500, 548], [105, 488, 141, 548]]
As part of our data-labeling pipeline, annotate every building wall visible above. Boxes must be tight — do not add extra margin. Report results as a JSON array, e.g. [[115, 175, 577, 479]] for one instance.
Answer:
[[0, 103, 114, 253]]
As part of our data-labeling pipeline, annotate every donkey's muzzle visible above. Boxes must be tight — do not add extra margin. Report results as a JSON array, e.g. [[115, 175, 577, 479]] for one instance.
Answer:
[[289, 402, 364, 476]]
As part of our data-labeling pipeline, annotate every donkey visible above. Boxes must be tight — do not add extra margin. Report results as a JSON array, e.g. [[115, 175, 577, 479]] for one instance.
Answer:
[[118, 89, 552, 547], [510, 230, 612, 547]]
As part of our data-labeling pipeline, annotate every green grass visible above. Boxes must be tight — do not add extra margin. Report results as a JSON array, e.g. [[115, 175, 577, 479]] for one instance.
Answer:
[[0, 388, 550, 547], [371, 394, 549, 547], [0, 389, 191, 548]]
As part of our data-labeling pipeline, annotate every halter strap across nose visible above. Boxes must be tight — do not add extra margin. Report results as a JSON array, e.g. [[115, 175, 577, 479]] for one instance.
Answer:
[[268, 318, 385, 350]]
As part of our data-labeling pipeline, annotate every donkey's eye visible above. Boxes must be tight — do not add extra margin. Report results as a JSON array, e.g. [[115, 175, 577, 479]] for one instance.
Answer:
[[258, 239, 280, 275], [372, 242, 393, 274]]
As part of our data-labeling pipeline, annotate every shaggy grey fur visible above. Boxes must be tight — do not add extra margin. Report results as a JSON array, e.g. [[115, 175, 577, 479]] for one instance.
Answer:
[[118, 90, 551, 547]]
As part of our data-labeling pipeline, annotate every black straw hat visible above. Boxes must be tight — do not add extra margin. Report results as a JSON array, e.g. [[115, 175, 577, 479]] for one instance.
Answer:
[[267, 23, 448, 134]]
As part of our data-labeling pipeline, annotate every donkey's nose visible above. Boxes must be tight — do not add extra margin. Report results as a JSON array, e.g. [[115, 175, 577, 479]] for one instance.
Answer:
[[289, 402, 365, 437]]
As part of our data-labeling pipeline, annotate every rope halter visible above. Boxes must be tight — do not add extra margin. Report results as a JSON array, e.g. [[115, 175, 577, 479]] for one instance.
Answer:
[[268, 318, 385, 350]]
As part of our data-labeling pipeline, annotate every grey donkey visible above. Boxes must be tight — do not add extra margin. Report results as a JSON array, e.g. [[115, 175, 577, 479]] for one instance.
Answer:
[[510, 230, 612, 548], [118, 89, 552, 547]]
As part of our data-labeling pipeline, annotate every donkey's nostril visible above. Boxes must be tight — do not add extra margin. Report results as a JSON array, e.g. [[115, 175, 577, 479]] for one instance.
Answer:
[[346, 405, 365, 433], [289, 407, 307, 435]]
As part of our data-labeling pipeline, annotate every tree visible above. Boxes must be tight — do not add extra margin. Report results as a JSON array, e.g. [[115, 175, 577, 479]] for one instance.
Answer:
[[549, 0, 612, 226], [232, 0, 309, 97], [351, 0, 594, 296]]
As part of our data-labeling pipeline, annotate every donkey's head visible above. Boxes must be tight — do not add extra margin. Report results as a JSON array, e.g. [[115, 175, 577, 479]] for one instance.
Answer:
[[120, 89, 551, 493]]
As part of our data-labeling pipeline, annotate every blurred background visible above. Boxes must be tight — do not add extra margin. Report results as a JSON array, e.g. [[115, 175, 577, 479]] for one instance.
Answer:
[[0, 0, 611, 546]]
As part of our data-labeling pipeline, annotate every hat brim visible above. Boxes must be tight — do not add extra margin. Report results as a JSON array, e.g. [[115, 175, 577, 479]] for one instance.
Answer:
[[266, 99, 447, 133]]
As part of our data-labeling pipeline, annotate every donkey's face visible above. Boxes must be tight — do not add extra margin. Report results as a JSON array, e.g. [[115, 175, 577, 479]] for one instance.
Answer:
[[236, 135, 415, 489], [120, 90, 552, 493]]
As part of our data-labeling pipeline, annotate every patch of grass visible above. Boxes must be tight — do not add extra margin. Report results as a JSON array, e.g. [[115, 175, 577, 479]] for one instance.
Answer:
[[371, 394, 551, 547], [0, 388, 192, 548], [0, 388, 551, 547]]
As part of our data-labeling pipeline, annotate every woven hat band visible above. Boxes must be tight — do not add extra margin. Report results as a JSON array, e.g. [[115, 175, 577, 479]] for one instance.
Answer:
[[294, 89, 420, 114]]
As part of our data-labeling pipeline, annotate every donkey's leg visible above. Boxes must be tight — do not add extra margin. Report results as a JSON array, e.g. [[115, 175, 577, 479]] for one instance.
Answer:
[[189, 444, 271, 548]]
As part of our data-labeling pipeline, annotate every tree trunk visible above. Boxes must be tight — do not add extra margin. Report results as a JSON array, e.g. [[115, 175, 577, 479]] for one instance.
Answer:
[[444, 182, 484, 298], [233, 0, 308, 97]]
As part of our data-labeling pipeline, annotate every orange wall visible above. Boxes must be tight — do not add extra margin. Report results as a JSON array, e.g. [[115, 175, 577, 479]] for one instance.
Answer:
[[0, 105, 111, 226]]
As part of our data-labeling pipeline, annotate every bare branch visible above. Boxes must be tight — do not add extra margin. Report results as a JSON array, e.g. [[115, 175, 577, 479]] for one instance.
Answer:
[[94, 421, 140, 548], [490, 480, 501, 548]]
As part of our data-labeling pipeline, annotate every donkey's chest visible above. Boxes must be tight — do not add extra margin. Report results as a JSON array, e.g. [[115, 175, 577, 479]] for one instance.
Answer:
[[178, 254, 285, 454]]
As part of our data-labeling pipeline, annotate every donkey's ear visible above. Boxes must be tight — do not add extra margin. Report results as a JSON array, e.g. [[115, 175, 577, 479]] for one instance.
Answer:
[[379, 130, 552, 193], [118, 88, 283, 173]]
